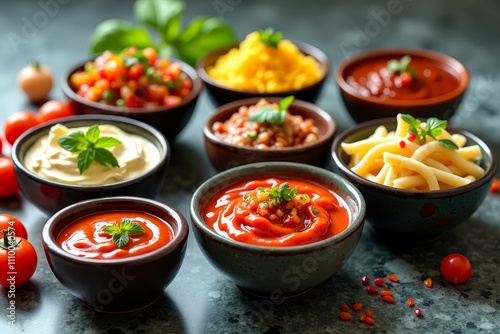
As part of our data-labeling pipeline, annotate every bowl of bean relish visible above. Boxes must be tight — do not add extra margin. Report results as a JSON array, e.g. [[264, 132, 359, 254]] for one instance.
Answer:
[[62, 47, 203, 141]]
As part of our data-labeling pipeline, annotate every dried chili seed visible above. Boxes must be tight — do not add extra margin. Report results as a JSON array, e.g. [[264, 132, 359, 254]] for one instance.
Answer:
[[374, 278, 385, 287], [387, 273, 399, 283], [380, 290, 393, 296], [359, 314, 366, 322], [414, 308, 423, 317], [340, 303, 350, 311], [424, 278, 433, 288], [365, 316, 375, 325], [399, 140, 406, 148], [407, 298, 415, 307], [339, 312, 352, 321], [382, 295, 395, 303], [352, 303, 363, 311], [366, 285, 378, 294], [365, 309, 374, 317], [361, 275, 370, 285]]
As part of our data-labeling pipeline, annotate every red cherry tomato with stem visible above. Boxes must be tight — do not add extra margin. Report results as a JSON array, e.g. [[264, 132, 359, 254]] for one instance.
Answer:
[[0, 214, 28, 240], [3, 111, 39, 145], [440, 253, 472, 284], [37, 100, 75, 123], [0, 157, 19, 198], [0, 230, 37, 286]]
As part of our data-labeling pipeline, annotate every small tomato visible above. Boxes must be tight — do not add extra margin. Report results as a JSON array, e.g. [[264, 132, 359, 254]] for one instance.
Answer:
[[0, 157, 19, 199], [3, 111, 40, 145], [441, 253, 472, 284], [0, 214, 28, 240], [17, 61, 53, 103], [0, 231, 38, 286], [37, 100, 75, 123]]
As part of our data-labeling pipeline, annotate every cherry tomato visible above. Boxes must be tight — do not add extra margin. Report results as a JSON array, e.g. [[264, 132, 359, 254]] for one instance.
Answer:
[[399, 72, 413, 87], [0, 214, 28, 240], [0, 157, 19, 199], [0, 135, 3, 155], [3, 111, 40, 145], [490, 178, 499, 193], [37, 100, 75, 123], [440, 253, 472, 284], [0, 232, 37, 287], [17, 61, 53, 103]]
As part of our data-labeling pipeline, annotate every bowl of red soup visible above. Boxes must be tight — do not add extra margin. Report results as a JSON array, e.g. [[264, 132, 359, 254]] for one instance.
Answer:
[[42, 196, 189, 313], [335, 48, 469, 123], [203, 96, 336, 171], [190, 162, 365, 297], [61, 47, 203, 141]]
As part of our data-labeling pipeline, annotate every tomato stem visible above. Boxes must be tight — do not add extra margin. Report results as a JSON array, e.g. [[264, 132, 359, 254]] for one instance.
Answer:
[[0, 228, 21, 250], [30, 59, 41, 70]]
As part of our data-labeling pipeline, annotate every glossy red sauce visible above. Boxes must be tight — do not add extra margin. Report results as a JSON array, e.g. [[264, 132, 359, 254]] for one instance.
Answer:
[[57, 211, 173, 259], [203, 178, 350, 247], [345, 57, 460, 101]]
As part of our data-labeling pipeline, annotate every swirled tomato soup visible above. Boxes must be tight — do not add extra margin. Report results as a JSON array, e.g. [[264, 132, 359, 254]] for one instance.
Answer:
[[56, 211, 173, 259], [345, 56, 460, 101], [203, 178, 350, 247]]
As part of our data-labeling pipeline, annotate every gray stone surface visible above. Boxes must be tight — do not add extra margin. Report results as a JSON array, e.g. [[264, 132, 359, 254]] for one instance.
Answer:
[[1, 0, 499, 333]]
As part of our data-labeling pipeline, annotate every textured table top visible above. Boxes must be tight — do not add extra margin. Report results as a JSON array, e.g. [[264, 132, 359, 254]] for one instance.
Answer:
[[1, 0, 499, 333]]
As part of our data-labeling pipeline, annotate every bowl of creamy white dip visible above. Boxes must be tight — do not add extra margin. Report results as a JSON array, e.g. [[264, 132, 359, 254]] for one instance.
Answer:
[[12, 115, 170, 215]]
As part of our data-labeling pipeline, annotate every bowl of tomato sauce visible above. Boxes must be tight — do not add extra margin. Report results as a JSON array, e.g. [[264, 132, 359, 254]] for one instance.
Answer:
[[42, 196, 189, 313], [61, 47, 203, 141], [335, 48, 469, 123], [190, 162, 366, 297]]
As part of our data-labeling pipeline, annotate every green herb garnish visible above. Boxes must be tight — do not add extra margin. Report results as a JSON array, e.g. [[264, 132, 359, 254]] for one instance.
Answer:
[[89, 0, 237, 67], [248, 96, 294, 124], [58, 125, 122, 174], [387, 55, 417, 77], [268, 182, 298, 203], [103, 218, 146, 248], [243, 130, 257, 140], [400, 114, 458, 149], [258, 27, 283, 48], [312, 209, 320, 215]]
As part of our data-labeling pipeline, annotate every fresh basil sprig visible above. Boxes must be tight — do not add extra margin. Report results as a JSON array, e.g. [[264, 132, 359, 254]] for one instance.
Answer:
[[57, 125, 122, 174], [387, 55, 417, 77], [400, 114, 458, 149], [248, 96, 295, 124], [89, 0, 237, 67], [103, 218, 146, 248], [258, 27, 283, 48]]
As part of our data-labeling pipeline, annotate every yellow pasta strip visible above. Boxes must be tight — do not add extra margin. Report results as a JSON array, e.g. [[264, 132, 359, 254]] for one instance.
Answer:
[[395, 114, 410, 137], [451, 133, 467, 148], [372, 163, 391, 184], [457, 145, 482, 160], [383, 166, 400, 186], [429, 166, 472, 187], [422, 157, 452, 173], [393, 175, 427, 189], [383, 152, 440, 190], [341, 137, 398, 156], [371, 125, 388, 138]]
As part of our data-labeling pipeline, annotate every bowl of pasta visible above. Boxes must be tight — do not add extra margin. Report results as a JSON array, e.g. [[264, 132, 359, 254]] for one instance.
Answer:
[[331, 114, 497, 241]]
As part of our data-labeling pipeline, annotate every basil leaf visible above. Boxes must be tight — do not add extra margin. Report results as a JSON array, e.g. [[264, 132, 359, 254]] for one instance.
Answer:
[[173, 16, 237, 67], [438, 139, 459, 150], [103, 225, 121, 234], [278, 96, 294, 111], [77, 149, 95, 175], [121, 220, 146, 235], [85, 125, 100, 143], [134, 0, 186, 42], [94, 136, 122, 149], [113, 233, 129, 248], [248, 106, 277, 124], [89, 19, 154, 54], [58, 132, 88, 152], [94, 148, 120, 168]]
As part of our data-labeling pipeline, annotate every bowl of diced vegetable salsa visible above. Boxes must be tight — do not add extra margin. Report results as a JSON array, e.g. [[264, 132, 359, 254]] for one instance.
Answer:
[[62, 47, 203, 141]]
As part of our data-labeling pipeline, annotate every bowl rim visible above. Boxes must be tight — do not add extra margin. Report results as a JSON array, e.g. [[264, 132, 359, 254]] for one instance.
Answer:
[[11, 114, 170, 190], [189, 161, 366, 254], [331, 117, 498, 198], [335, 48, 470, 107], [202, 97, 337, 155], [41, 196, 189, 265], [196, 41, 331, 95], [60, 56, 203, 114]]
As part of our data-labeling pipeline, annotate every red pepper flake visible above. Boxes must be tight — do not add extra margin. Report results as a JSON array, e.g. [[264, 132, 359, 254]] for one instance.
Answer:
[[399, 140, 406, 148], [491, 178, 499, 193], [339, 312, 352, 321], [382, 295, 395, 303], [407, 298, 415, 307], [380, 290, 393, 296], [366, 285, 378, 294], [365, 309, 374, 317], [365, 316, 375, 325], [407, 132, 416, 142], [352, 303, 363, 311], [340, 303, 350, 311], [387, 273, 399, 283], [374, 277, 385, 287], [361, 275, 370, 285], [358, 314, 366, 322], [414, 308, 423, 317], [424, 278, 433, 288]]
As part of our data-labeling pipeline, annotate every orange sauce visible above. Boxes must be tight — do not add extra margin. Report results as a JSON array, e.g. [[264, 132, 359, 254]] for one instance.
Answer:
[[204, 178, 350, 247], [57, 211, 173, 259]]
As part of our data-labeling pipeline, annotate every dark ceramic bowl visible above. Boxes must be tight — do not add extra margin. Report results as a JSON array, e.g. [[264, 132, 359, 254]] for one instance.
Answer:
[[203, 97, 336, 171], [42, 196, 188, 313], [190, 162, 366, 297], [61, 58, 203, 141], [197, 42, 330, 106], [331, 118, 497, 241], [12, 115, 169, 216], [335, 48, 469, 123]]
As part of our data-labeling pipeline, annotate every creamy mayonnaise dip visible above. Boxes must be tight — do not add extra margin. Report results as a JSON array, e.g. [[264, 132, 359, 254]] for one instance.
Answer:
[[24, 124, 161, 186]]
